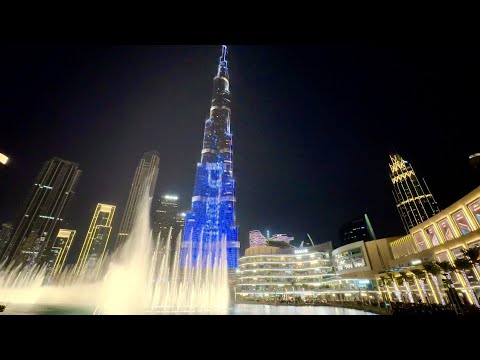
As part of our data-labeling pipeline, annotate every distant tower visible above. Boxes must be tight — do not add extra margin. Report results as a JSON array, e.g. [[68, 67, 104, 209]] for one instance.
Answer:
[[338, 214, 376, 248], [46, 229, 76, 276], [0, 223, 13, 258], [249, 230, 267, 248], [152, 194, 179, 248], [389, 153, 440, 233], [75, 204, 116, 279], [115, 151, 160, 250], [0, 157, 81, 268], [180, 46, 240, 269], [174, 212, 186, 240]]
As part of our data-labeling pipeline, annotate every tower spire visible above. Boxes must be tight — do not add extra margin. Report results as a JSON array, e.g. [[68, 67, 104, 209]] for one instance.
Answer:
[[217, 45, 229, 79], [220, 45, 228, 65]]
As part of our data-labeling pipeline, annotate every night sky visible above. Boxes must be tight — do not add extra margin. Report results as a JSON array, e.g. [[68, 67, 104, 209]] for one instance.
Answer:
[[0, 45, 478, 260]]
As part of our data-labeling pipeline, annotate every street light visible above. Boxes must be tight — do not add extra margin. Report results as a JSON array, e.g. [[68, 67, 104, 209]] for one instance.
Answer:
[[0, 153, 9, 166]]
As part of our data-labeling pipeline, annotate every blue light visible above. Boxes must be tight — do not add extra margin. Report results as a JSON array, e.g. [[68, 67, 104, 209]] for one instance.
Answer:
[[180, 46, 239, 269]]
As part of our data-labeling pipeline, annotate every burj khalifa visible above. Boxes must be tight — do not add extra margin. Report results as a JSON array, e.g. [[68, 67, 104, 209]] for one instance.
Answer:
[[180, 46, 240, 269]]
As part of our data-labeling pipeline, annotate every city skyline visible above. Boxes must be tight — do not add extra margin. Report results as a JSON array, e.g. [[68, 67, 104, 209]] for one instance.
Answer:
[[0, 45, 478, 255]]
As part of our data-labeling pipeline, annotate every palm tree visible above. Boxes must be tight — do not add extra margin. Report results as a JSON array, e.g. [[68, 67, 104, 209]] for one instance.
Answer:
[[290, 280, 297, 304], [378, 275, 392, 302], [386, 272, 402, 302], [422, 261, 445, 305], [454, 257, 480, 308], [462, 246, 480, 279], [399, 271, 414, 303], [410, 269, 429, 303]]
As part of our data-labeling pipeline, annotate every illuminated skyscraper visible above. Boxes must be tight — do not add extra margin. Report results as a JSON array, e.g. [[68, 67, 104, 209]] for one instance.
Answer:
[[116, 151, 159, 250], [75, 204, 115, 279], [46, 229, 76, 276], [180, 46, 240, 269], [152, 195, 179, 245], [249, 230, 267, 248], [0, 157, 81, 268], [0, 223, 12, 258], [175, 212, 186, 235], [389, 153, 440, 233]]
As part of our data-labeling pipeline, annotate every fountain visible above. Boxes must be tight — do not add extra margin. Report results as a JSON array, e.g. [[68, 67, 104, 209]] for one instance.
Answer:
[[0, 188, 230, 315]]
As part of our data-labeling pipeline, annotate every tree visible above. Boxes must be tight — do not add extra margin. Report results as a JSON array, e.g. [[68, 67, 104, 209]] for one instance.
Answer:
[[399, 271, 414, 303], [410, 269, 429, 304], [462, 246, 480, 277], [386, 272, 402, 302], [422, 261, 445, 305], [290, 280, 296, 304], [437, 261, 454, 274], [454, 257, 480, 308], [462, 246, 480, 264]]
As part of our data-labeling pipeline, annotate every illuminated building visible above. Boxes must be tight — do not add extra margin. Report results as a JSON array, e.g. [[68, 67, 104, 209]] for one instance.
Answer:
[[175, 212, 186, 234], [75, 204, 115, 279], [0, 153, 9, 166], [152, 195, 179, 247], [338, 214, 376, 248], [249, 230, 267, 248], [389, 153, 440, 233], [116, 151, 159, 250], [386, 186, 480, 306], [0, 157, 81, 268], [0, 223, 12, 258], [236, 239, 382, 303], [46, 229, 75, 276], [180, 46, 240, 269]]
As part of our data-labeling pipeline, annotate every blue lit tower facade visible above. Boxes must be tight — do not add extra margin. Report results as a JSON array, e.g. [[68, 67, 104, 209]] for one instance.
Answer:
[[180, 46, 240, 269]]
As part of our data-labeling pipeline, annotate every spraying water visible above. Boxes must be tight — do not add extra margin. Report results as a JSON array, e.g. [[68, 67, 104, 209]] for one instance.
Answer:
[[0, 189, 229, 314]]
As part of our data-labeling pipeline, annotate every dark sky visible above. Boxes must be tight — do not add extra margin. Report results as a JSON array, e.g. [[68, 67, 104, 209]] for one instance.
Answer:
[[0, 45, 478, 259]]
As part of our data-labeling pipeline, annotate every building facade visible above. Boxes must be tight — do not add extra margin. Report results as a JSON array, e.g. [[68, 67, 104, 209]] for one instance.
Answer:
[[0, 223, 12, 259], [338, 214, 376, 248], [236, 240, 382, 303], [180, 46, 240, 269], [116, 151, 159, 250], [0, 157, 81, 268], [45, 229, 76, 276], [75, 204, 116, 279], [386, 186, 480, 306], [389, 153, 440, 233]]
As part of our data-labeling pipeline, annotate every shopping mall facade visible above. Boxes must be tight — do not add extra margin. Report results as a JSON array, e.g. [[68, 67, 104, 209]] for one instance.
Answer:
[[236, 186, 480, 306]]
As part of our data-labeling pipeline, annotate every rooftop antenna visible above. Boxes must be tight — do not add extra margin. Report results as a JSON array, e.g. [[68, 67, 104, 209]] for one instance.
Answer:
[[307, 234, 315, 246]]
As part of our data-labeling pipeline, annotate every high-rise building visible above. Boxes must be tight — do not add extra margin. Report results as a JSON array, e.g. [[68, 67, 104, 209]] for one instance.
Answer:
[[389, 153, 440, 233], [338, 214, 377, 249], [116, 151, 160, 250], [249, 230, 267, 248], [0, 223, 12, 258], [45, 229, 76, 276], [75, 204, 115, 279], [152, 195, 179, 245], [0, 157, 81, 268], [180, 46, 240, 269], [175, 212, 186, 235]]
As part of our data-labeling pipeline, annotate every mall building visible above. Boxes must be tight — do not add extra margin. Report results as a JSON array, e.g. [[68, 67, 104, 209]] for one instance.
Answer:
[[237, 186, 480, 307], [385, 186, 480, 306], [235, 232, 399, 303]]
